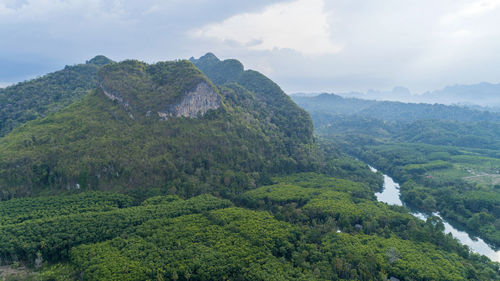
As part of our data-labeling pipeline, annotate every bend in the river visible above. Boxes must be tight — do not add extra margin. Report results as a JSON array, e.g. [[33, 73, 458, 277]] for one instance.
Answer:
[[369, 166, 500, 263]]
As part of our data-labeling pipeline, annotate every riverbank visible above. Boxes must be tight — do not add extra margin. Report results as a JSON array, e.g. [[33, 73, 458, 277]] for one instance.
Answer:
[[370, 166, 500, 262]]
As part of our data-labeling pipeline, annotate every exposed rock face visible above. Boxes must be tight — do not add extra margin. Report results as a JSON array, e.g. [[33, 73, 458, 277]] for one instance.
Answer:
[[158, 82, 221, 119], [100, 84, 130, 108], [100, 84, 135, 119], [100, 81, 220, 120]]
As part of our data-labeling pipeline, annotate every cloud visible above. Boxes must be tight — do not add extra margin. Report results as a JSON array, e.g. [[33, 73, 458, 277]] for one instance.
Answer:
[[441, 0, 500, 24], [191, 0, 341, 55], [0, 0, 126, 22], [2, 0, 500, 94], [0, 81, 14, 88]]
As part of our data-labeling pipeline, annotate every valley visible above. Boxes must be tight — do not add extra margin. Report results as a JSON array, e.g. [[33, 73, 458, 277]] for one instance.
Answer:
[[293, 93, 500, 253]]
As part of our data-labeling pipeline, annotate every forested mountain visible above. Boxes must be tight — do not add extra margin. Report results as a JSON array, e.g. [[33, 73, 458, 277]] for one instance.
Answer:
[[292, 93, 500, 124], [0, 55, 317, 200], [293, 93, 500, 150], [191, 53, 313, 145], [307, 82, 500, 109], [0, 55, 113, 137]]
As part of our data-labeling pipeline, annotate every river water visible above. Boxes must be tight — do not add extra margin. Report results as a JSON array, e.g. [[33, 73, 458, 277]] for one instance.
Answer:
[[369, 166, 500, 263]]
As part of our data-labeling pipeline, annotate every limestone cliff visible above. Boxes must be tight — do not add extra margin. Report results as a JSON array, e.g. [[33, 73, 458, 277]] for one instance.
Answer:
[[100, 81, 220, 120], [157, 82, 221, 119]]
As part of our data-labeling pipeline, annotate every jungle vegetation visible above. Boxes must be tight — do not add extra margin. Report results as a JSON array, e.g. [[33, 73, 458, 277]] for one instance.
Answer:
[[0, 56, 498, 280], [293, 93, 500, 249]]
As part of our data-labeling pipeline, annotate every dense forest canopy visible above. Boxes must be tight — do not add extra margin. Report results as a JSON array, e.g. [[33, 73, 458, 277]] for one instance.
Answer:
[[0, 55, 498, 280], [1, 175, 498, 280], [0, 56, 113, 137], [0, 55, 317, 200]]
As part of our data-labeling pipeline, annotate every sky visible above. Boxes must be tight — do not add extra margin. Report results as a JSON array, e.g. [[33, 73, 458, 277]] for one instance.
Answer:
[[2, 0, 500, 94]]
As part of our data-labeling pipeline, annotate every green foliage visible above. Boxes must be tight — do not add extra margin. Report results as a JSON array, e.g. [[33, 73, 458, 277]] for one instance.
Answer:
[[294, 93, 500, 248], [0, 194, 231, 263], [189, 53, 244, 84], [355, 142, 500, 247], [0, 56, 113, 136], [140, 195, 181, 206], [319, 233, 469, 281], [1, 55, 498, 280], [99, 59, 210, 115], [0, 174, 497, 280], [402, 160, 453, 174], [86, 55, 114, 66], [0, 56, 317, 199], [0, 192, 133, 225], [238, 174, 499, 280], [70, 208, 311, 281], [39, 263, 78, 281], [192, 53, 314, 146]]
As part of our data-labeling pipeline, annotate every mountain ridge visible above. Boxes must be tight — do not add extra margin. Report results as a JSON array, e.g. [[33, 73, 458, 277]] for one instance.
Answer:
[[0, 54, 317, 200], [0, 55, 114, 137], [292, 92, 500, 123]]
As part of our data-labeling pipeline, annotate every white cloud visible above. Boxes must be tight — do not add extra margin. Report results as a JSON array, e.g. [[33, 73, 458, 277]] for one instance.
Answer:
[[191, 0, 341, 55], [441, 0, 500, 24], [2, 0, 500, 94], [0, 81, 13, 88]]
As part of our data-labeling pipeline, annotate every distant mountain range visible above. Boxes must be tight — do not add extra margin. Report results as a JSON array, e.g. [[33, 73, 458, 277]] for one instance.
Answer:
[[295, 82, 500, 111], [292, 93, 500, 124], [292, 93, 500, 150], [419, 82, 500, 109]]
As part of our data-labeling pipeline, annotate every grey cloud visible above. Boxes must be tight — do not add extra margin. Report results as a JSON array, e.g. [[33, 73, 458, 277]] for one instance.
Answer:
[[2, 0, 500, 95]]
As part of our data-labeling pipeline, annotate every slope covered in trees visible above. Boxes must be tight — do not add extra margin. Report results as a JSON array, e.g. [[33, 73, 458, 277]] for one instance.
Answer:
[[0, 55, 317, 200], [191, 53, 313, 145], [0, 56, 113, 137]]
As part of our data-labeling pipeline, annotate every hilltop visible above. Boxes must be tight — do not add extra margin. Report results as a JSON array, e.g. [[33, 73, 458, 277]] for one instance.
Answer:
[[0, 55, 113, 137]]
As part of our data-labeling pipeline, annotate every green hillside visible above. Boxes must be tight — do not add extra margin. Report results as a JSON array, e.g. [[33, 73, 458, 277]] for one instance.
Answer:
[[191, 53, 313, 145], [0, 55, 317, 199], [0, 55, 113, 137]]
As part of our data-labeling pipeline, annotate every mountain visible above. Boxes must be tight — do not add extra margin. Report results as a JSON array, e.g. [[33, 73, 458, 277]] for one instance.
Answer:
[[0, 55, 114, 137], [293, 93, 500, 150], [332, 86, 414, 102], [294, 92, 500, 249], [292, 93, 500, 124], [0, 54, 317, 199], [418, 82, 500, 108], [325, 82, 500, 109], [190, 53, 313, 144]]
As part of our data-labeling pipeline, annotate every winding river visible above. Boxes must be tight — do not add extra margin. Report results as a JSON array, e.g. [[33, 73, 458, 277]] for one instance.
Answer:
[[369, 166, 500, 263]]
